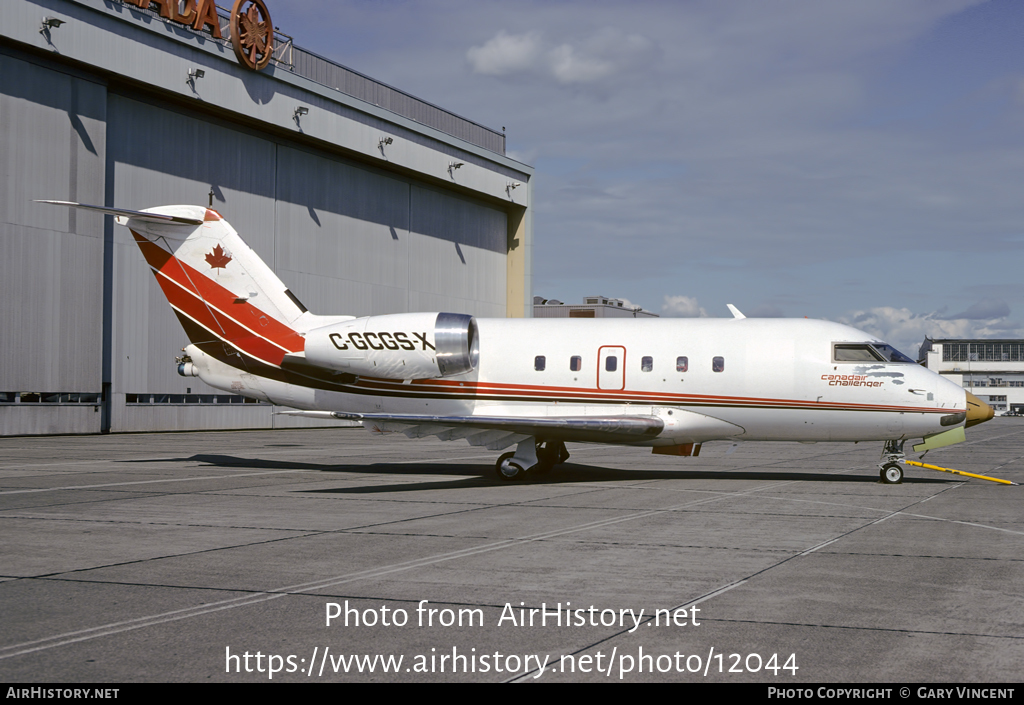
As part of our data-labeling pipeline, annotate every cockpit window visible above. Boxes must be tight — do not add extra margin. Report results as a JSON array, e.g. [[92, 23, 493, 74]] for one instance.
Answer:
[[834, 344, 883, 362], [872, 344, 915, 364], [833, 343, 914, 364]]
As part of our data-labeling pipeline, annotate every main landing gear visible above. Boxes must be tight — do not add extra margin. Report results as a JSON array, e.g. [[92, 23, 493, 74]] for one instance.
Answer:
[[878, 439, 905, 484], [495, 439, 570, 481]]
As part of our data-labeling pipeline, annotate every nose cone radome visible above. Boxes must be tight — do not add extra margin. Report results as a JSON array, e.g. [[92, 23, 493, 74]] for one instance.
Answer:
[[965, 392, 995, 428]]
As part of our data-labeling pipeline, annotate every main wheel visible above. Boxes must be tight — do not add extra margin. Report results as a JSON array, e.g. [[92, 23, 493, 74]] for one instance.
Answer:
[[495, 452, 526, 481], [880, 463, 903, 484], [534, 441, 568, 475]]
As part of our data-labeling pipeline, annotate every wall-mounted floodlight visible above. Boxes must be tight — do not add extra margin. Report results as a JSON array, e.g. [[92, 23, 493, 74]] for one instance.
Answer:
[[293, 106, 309, 123], [40, 17, 65, 34], [187, 68, 205, 90]]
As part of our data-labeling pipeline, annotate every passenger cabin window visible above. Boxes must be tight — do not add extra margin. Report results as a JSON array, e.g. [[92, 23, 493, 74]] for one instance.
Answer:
[[570, 355, 582, 372], [641, 356, 653, 372], [534, 356, 546, 371], [606, 356, 618, 372], [712, 356, 725, 373], [676, 356, 688, 372]]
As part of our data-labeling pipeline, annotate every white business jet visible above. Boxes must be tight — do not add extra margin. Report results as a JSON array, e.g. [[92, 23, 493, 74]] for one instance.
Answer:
[[38, 201, 994, 483]]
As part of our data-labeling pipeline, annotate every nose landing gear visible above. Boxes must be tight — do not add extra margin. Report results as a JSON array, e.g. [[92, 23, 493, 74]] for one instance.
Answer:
[[879, 439, 905, 484]]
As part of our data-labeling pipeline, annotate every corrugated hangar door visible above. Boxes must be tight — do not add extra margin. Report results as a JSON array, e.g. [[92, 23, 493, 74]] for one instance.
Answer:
[[106, 94, 278, 433], [0, 52, 106, 435]]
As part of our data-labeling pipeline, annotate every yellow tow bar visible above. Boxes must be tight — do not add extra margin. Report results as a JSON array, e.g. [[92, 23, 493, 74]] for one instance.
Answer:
[[903, 460, 1017, 486]]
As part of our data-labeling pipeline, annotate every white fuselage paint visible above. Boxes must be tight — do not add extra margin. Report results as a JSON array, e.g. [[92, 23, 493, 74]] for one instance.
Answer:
[[191, 316, 966, 446]]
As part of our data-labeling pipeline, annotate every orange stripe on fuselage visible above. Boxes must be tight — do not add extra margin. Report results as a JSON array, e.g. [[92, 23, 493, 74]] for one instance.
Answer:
[[131, 231, 304, 364], [350, 376, 949, 414]]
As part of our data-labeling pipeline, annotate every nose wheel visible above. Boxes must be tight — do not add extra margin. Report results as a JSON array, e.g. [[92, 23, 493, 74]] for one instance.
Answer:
[[879, 439, 905, 484], [880, 462, 904, 484]]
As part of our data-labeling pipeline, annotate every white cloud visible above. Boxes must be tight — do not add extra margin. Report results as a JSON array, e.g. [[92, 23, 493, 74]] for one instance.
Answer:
[[466, 30, 543, 76], [661, 295, 708, 318], [548, 44, 612, 84], [840, 306, 1024, 358], [467, 27, 656, 85]]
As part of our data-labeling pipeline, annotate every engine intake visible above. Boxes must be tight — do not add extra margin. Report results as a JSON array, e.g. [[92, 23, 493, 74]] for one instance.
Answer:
[[304, 312, 479, 379]]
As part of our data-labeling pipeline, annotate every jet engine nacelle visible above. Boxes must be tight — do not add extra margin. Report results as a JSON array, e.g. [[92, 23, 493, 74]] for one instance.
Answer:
[[304, 312, 479, 379]]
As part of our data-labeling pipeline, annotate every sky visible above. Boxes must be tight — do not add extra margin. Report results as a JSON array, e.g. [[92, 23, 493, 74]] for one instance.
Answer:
[[267, 0, 1024, 356]]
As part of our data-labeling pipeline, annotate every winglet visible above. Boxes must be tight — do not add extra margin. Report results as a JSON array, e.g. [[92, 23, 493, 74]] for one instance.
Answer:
[[727, 304, 746, 319]]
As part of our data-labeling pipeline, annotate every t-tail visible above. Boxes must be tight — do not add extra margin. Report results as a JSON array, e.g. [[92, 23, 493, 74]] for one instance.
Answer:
[[34, 201, 479, 397], [37, 201, 309, 370]]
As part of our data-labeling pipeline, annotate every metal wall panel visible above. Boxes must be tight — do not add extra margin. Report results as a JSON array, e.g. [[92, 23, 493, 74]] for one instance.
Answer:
[[113, 404, 271, 433], [410, 185, 507, 254], [107, 94, 279, 431], [274, 146, 507, 318], [274, 145, 411, 307], [0, 52, 105, 400], [0, 405, 101, 436], [405, 232, 508, 317]]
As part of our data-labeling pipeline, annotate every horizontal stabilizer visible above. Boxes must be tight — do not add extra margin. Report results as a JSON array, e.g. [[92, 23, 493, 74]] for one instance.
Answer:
[[35, 200, 204, 226]]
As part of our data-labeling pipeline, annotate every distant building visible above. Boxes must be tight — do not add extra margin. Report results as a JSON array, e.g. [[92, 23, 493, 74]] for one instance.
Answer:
[[533, 296, 659, 319], [919, 339, 1024, 414]]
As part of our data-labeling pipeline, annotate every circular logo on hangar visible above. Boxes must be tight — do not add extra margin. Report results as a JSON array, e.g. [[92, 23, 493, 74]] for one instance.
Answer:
[[230, 0, 275, 71]]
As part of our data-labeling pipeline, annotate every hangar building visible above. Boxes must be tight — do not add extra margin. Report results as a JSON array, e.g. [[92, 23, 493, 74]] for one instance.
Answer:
[[0, 0, 533, 436]]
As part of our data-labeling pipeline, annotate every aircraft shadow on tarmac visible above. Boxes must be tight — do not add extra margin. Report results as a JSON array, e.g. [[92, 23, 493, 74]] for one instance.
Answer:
[[125, 454, 953, 494]]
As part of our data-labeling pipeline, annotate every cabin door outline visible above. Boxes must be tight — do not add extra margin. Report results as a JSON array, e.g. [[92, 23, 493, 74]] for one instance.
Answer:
[[597, 345, 626, 391]]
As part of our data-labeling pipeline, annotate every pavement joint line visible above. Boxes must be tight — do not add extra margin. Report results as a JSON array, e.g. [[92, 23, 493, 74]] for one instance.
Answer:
[[893, 512, 1024, 536], [798, 538, 840, 556], [512, 481, 963, 682], [705, 617, 1024, 640], [0, 478, 808, 660], [990, 454, 1024, 471], [0, 470, 313, 495], [0, 450, 509, 474], [507, 578, 750, 683]]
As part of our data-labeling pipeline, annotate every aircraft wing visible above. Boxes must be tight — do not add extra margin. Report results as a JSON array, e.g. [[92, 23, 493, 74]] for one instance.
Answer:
[[279, 411, 665, 450]]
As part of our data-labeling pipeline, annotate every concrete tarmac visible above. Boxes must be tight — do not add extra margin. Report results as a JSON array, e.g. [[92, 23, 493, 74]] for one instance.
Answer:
[[1, 421, 1022, 683]]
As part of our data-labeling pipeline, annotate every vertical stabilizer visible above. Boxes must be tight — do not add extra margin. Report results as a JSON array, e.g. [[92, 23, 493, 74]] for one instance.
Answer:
[[124, 206, 306, 368]]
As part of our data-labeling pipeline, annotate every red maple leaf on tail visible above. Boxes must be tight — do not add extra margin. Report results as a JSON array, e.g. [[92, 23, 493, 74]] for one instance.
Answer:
[[205, 244, 232, 269]]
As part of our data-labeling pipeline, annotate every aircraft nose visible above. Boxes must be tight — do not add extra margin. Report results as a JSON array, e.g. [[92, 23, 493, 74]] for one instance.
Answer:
[[965, 392, 995, 428]]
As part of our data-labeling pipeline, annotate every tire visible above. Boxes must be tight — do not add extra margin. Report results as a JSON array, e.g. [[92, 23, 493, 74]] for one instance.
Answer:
[[496, 452, 525, 481], [880, 463, 903, 484]]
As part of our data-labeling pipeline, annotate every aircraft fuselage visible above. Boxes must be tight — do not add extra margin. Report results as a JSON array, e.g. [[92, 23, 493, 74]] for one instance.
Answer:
[[191, 316, 966, 446]]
